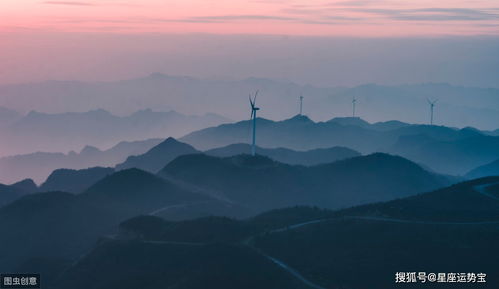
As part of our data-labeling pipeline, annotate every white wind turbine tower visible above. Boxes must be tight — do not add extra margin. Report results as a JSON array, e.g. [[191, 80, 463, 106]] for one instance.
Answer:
[[249, 90, 260, 156], [299, 95, 304, 115], [427, 98, 438, 125], [352, 96, 357, 117]]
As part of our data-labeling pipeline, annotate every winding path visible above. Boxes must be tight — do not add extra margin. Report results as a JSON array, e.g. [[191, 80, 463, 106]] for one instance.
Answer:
[[149, 202, 208, 216], [344, 216, 499, 225], [62, 182, 499, 289], [254, 181, 499, 289], [474, 182, 499, 201], [244, 235, 327, 289], [141, 240, 204, 246], [265, 255, 327, 289]]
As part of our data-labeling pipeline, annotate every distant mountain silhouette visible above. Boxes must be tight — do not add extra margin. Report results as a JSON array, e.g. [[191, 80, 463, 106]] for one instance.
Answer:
[[115, 137, 199, 173], [181, 117, 499, 175], [10, 178, 38, 193], [180, 116, 385, 152], [80, 168, 212, 217], [0, 179, 37, 207], [206, 143, 360, 166], [328, 117, 413, 131], [0, 106, 20, 125], [0, 108, 230, 157], [113, 136, 360, 174], [0, 138, 162, 184], [180, 115, 468, 153], [327, 116, 370, 127], [40, 167, 115, 193], [1, 76, 498, 130], [0, 184, 28, 208], [371, 120, 413, 131], [160, 153, 453, 212], [391, 133, 499, 175], [465, 159, 499, 179]]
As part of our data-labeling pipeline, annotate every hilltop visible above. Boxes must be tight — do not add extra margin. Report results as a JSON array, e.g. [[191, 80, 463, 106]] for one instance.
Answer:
[[0, 138, 162, 184], [180, 116, 499, 175], [160, 152, 453, 212], [0, 108, 230, 157]]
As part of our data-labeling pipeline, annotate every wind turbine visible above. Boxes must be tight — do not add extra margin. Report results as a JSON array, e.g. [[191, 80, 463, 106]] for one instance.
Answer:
[[352, 97, 357, 117], [427, 98, 437, 125], [249, 90, 260, 156], [299, 95, 304, 115]]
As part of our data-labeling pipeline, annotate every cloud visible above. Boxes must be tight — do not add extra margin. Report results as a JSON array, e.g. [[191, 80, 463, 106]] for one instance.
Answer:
[[43, 1, 95, 6], [176, 15, 298, 23], [55, 18, 138, 24], [355, 7, 499, 21], [333, 0, 375, 6], [51, 14, 362, 27], [42, 2, 499, 31], [170, 13, 365, 26], [282, 2, 499, 23], [283, 8, 326, 16], [250, 0, 290, 3]]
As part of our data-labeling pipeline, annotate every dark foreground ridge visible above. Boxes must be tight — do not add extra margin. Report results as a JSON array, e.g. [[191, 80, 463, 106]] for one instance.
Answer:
[[44, 177, 499, 289]]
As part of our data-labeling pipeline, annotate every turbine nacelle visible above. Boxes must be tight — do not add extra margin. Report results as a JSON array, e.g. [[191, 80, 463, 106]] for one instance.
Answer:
[[427, 98, 438, 107], [249, 90, 260, 117]]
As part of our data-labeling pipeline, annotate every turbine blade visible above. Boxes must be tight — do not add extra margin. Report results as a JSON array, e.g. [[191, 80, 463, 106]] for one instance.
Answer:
[[253, 90, 259, 104]]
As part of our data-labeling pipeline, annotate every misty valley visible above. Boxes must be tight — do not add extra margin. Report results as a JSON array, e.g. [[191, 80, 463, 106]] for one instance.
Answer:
[[1, 104, 499, 288]]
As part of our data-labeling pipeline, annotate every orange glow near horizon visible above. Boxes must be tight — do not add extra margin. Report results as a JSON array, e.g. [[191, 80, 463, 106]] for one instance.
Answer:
[[0, 0, 498, 36]]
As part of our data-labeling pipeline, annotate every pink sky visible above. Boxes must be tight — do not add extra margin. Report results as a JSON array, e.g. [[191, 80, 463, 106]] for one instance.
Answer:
[[0, 1, 497, 86], [1, 0, 498, 36]]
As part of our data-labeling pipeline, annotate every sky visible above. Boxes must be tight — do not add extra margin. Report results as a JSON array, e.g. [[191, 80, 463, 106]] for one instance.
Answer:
[[0, 0, 498, 86], [1, 0, 498, 36]]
